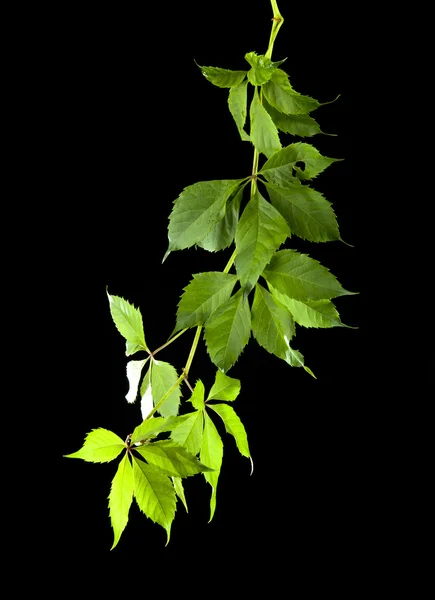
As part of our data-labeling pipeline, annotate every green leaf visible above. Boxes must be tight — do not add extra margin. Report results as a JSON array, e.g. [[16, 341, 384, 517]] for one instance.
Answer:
[[109, 453, 134, 550], [250, 88, 281, 158], [131, 415, 190, 445], [228, 80, 250, 141], [204, 289, 251, 372], [107, 292, 149, 353], [207, 370, 241, 402], [170, 410, 204, 456], [208, 403, 250, 458], [167, 180, 243, 252], [263, 181, 340, 242], [245, 51, 286, 86], [125, 358, 149, 404], [261, 142, 341, 183], [198, 186, 244, 252], [200, 412, 223, 522], [174, 272, 238, 333], [268, 286, 348, 328], [150, 360, 181, 417], [172, 477, 188, 512], [263, 250, 355, 301], [263, 98, 322, 137], [263, 69, 320, 115], [251, 283, 296, 362], [285, 345, 316, 378], [198, 64, 247, 88], [135, 440, 214, 478], [235, 190, 290, 295], [132, 457, 176, 544], [190, 379, 205, 410], [139, 367, 153, 419], [64, 428, 125, 463]]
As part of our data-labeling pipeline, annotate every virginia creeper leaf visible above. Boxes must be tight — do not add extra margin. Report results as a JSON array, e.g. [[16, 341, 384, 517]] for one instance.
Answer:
[[132, 456, 176, 544], [207, 370, 241, 402], [263, 181, 340, 242], [204, 289, 251, 372], [170, 410, 204, 456], [285, 345, 316, 378], [64, 428, 125, 463], [189, 379, 205, 410], [131, 416, 191, 445], [198, 64, 247, 88], [235, 190, 290, 295], [109, 453, 133, 550], [208, 403, 250, 459], [174, 272, 238, 333], [245, 51, 286, 86], [263, 250, 355, 300], [263, 69, 320, 115], [228, 80, 250, 141], [107, 292, 149, 354], [250, 89, 282, 158], [139, 367, 153, 420], [126, 358, 149, 404], [263, 98, 322, 137], [198, 186, 244, 252], [200, 412, 223, 522], [150, 360, 181, 417], [251, 283, 296, 361], [172, 477, 188, 512], [261, 142, 341, 183], [135, 440, 214, 478], [167, 180, 243, 253]]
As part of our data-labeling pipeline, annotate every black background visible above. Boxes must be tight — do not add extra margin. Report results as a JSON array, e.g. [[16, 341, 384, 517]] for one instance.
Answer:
[[49, 0, 404, 588]]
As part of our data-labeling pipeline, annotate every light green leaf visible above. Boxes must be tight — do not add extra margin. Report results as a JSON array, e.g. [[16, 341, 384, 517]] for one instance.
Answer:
[[204, 289, 251, 373], [235, 190, 290, 295], [190, 379, 205, 410], [107, 292, 149, 353], [263, 69, 320, 115], [64, 428, 125, 463], [263, 181, 340, 242], [198, 186, 245, 252], [174, 272, 238, 333], [200, 412, 223, 522], [263, 98, 322, 137], [268, 286, 348, 328], [207, 370, 241, 402], [172, 477, 188, 512], [251, 283, 296, 362], [208, 403, 250, 458], [125, 358, 149, 404], [150, 360, 181, 417], [135, 440, 214, 478], [250, 89, 281, 158], [245, 51, 286, 86], [167, 180, 243, 252], [170, 410, 204, 456], [228, 80, 250, 141], [263, 250, 355, 301], [132, 457, 176, 544], [198, 64, 247, 88], [131, 415, 190, 445], [109, 453, 134, 550], [285, 345, 316, 378], [140, 367, 153, 420], [261, 142, 341, 183]]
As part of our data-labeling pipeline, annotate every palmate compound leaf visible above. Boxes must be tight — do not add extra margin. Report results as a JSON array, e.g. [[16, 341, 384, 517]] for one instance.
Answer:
[[262, 69, 321, 115], [166, 180, 244, 255], [170, 410, 204, 456], [204, 289, 251, 373], [64, 428, 125, 463], [263, 180, 340, 242], [263, 249, 356, 301], [197, 63, 247, 88], [107, 292, 149, 355], [173, 272, 238, 334], [263, 97, 323, 137], [208, 403, 250, 459], [244, 51, 286, 86], [134, 440, 214, 478], [200, 412, 223, 522], [132, 456, 176, 545], [228, 80, 250, 141], [198, 186, 245, 252], [109, 453, 134, 550], [250, 88, 282, 158], [235, 189, 290, 296], [140, 360, 181, 419], [207, 370, 241, 402]]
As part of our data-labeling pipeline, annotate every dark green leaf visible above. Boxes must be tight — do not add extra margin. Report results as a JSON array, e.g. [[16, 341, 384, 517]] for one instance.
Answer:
[[198, 187, 244, 252], [198, 64, 247, 88], [250, 89, 281, 158], [263, 98, 322, 137], [261, 142, 341, 182], [245, 51, 286, 86], [228, 80, 250, 141], [263, 69, 320, 115]]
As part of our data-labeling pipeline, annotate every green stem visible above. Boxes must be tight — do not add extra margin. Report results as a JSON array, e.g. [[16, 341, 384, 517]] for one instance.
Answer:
[[265, 0, 284, 59], [152, 328, 187, 356]]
